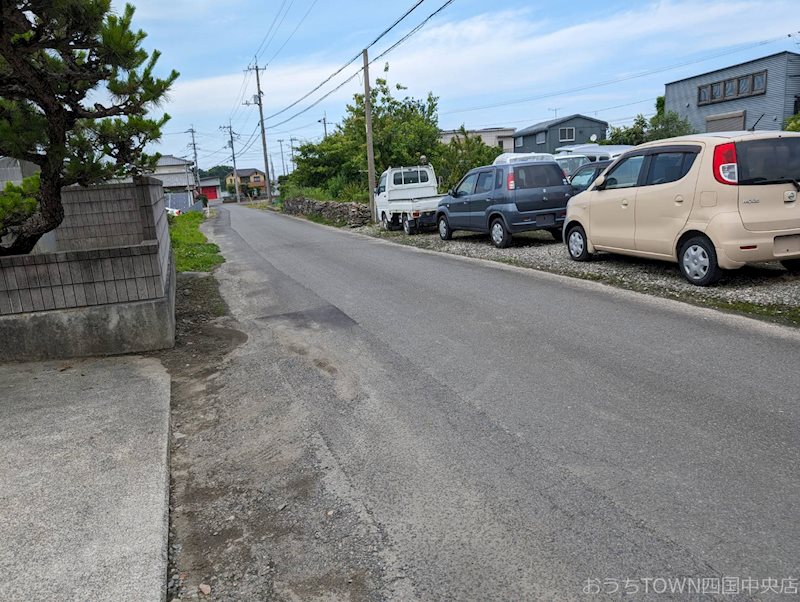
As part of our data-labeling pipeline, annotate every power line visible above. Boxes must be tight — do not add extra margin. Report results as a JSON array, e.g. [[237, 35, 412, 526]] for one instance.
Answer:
[[263, 0, 319, 66], [266, 0, 456, 129], [265, 0, 428, 121], [254, 0, 290, 59], [258, 0, 297, 61]]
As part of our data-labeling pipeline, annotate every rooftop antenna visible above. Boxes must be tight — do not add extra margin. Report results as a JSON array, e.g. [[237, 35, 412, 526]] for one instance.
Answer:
[[750, 113, 765, 131], [548, 108, 562, 118]]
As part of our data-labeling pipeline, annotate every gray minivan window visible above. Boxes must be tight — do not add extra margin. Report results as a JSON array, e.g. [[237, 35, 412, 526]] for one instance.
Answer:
[[570, 169, 596, 193], [455, 173, 478, 196], [476, 171, 494, 194], [737, 138, 800, 184], [605, 156, 644, 189], [514, 164, 565, 189]]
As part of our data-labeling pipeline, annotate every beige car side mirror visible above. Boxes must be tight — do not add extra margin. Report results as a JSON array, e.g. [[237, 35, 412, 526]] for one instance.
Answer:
[[593, 175, 606, 190]]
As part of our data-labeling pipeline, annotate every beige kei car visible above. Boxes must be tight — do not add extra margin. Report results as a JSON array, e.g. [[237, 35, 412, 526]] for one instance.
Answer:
[[563, 131, 800, 285]]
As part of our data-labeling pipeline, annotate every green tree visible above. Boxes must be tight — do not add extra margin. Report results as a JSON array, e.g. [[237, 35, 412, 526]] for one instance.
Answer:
[[0, 1, 178, 255], [604, 97, 693, 146], [431, 127, 503, 191], [289, 65, 440, 199], [199, 165, 233, 180]]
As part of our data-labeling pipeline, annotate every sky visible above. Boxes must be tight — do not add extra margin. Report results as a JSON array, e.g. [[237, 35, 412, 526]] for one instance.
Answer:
[[115, 0, 800, 174]]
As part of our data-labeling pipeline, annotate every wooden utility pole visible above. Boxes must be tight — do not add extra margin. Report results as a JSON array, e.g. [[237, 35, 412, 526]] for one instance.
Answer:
[[277, 138, 287, 176], [187, 126, 200, 188], [245, 60, 273, 203], [289, 137, 298, 171], [318, 112, 328, 139], [363, 48, 377, 222], [221, 123, 241, 203]]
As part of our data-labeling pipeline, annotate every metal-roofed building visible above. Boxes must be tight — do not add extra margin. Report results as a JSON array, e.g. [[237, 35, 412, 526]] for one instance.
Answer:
[[664, 51, 800, 133], [511, 115, 608, 155]]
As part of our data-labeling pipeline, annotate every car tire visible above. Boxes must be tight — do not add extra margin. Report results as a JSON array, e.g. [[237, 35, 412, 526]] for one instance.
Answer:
[[547, 227, 563, 242], [438, 215, 452, 240], [678, 236, 722, 286], [490, 218, 511, 248], [566, 224, 591, 261], [780, 258, 800, 273], [402, 215, 416, 235]]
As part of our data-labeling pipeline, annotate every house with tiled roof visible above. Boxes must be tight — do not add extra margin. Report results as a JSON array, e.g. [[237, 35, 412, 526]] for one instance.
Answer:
[[511, 115, 608, 155]]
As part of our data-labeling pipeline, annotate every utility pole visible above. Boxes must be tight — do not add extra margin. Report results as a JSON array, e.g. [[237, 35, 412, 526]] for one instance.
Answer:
[[318, 112, 328, 139], [289, 137, 298, 172], [220, 123, 241, 203], [277, 139, 287, 176], [363, 48, 377, 222], [245, 60, 273, 203], [187, 125, 200, 188]]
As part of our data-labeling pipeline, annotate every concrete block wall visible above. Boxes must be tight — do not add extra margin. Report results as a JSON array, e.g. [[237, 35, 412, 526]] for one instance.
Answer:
[[0, 176, 176, 359], [0, 242, 163, 315], [57, 184, 144, 250]]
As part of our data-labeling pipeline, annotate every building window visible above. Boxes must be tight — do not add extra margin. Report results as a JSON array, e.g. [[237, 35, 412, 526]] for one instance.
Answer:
[[252, 175, 261, 182], [535, 131, 546, 145], [738, 76, 750, 96], [752, 72, 766, 92], [498, 140, 504, 149], [697, 70, 766, 106], [514, 136, 523, 148], [558, 127, 575, 142]]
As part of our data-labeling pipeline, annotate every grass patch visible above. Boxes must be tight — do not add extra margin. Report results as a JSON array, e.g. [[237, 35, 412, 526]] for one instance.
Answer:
[[169, 212, 224, 272]]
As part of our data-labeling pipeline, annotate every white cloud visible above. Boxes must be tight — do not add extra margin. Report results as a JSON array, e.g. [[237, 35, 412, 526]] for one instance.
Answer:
[[155, 0, 797, 157]]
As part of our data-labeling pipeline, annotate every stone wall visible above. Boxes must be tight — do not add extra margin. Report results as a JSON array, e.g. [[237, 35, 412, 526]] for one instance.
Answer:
[[0, 176, 175, 361], [282, 198, 371, 227]]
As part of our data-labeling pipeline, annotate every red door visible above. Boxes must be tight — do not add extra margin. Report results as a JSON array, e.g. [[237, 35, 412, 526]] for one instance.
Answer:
[[200, 185, 218, 200]]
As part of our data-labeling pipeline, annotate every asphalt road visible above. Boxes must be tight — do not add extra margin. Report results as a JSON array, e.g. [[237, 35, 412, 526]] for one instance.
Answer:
[[208, 204, 799, 600]]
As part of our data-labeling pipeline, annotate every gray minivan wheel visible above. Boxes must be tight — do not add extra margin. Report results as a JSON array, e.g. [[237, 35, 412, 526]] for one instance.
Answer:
[[679, 236, 722, 286], [438, 215, 452, 240], [780, 258, 800, 272], [547, 228, 563, 242], [490, 218, 511, 248], [566, 224, 591, 261]]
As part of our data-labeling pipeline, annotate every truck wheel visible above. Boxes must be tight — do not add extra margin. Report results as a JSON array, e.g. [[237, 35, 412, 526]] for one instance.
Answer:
[[381, 213, 389, 230], [402, 215, 416, 235], [438, 215, 452, 240], [490, 218, 512, 248]]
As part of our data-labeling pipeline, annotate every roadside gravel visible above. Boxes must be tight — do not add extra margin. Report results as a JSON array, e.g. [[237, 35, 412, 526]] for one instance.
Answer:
[[354, 225, 800, 323]]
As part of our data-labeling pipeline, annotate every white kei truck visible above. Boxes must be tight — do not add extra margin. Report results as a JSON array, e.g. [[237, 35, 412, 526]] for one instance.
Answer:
[[375, 165, 443, 234]]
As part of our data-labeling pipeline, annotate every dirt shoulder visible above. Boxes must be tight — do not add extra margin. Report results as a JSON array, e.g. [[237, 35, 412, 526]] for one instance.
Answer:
[[151, 271, 396, 601]]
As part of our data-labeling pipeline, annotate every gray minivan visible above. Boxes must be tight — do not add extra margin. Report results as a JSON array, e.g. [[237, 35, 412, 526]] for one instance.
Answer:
[[436, 161, 573, 247]]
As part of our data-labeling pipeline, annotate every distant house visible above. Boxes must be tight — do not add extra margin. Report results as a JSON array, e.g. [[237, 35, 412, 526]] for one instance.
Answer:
[[0, 157, 39, 189], [664, 51, 800, 133], [226, 168, 267, 194], [512, 115, 608, 155], [151, 155, 196, 192], [198, 177, 222, 201], [439, 127, 517, 152]]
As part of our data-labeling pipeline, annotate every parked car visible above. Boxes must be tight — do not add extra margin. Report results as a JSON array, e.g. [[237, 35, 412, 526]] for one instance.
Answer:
[[493, 152, 556, 165], [437, 160, 572, 248], [563, 131, 800, 285], [569, 160, 613, 193], [375, 165, 443, 234], [555, 143, 635, 162], [555, 154, 590, 177]]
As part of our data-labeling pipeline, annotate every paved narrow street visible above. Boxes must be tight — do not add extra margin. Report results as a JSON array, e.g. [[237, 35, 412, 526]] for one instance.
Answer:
[[194, 203, 799, 599]]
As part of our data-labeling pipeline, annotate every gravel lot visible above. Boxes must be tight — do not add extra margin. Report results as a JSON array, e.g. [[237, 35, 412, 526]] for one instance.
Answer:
[[355, 225, 800, 322]]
